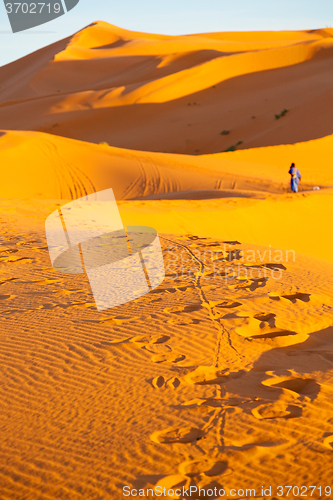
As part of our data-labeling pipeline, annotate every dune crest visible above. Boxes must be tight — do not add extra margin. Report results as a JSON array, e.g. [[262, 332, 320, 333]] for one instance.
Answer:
[[0, 22, 332, 153], [0, 129, 332, 201]]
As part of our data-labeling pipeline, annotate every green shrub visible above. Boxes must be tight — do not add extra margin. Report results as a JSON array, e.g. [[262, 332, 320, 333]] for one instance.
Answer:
[[275, 109, 289, 120], [223, 141, 243, 152]]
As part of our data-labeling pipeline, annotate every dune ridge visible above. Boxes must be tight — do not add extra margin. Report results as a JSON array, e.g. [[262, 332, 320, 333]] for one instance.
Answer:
[[0, 22, 332, 153], [0, 129, 332, 200]]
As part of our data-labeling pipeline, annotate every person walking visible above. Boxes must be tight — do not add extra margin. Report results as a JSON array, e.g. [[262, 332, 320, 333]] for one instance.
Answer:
[[288, 163, 301, 193]]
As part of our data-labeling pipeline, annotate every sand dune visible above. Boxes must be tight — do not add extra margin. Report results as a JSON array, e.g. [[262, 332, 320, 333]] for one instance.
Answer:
[[1, 128, 332, 263], [1, 23, 333, 500], [0, 22, 332, 153], [1, 200, 333, 498], [0, 129, 332, 201]]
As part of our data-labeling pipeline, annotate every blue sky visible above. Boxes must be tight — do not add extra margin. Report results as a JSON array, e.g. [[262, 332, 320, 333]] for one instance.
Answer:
[[0, 0, 332, 66]]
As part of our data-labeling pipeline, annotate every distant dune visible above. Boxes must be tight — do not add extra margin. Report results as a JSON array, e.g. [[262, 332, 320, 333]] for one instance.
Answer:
[[0, 22, 332, 260], [0, 129, 332, 200], [0, 22, 332, 154]]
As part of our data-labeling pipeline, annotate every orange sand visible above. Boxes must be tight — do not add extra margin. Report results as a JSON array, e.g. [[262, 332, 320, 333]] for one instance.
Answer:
[[0, 22, 333, 500], [0, 22, 332, 153]]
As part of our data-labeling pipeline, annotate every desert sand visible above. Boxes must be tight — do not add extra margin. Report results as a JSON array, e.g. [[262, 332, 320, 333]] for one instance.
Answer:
[[1, 21, 333, 499]]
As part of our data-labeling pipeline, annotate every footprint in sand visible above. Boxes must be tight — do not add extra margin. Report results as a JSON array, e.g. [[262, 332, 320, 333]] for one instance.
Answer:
[[182, 396, 246, 409], [0, 256, 33, 263], [244, 262, 287, 271], [0, 248, 19, 254], [203, 300, 242, 310], [167, 317, 198, 325], [178, 459, 228, 478], [109, 333, 170, 346], [229, 276, 268, 291], [152, 376, 166, 389], [146, 296, 163, 303], [154, 286, 193, 295], [0, 277, 17, 285], [323, 435, 333, 450], [235, 311, 297, 340], [69, 302, 96, 309], [38, 301, 96, 310], [228, 438, 290, 455], [253, 312, 276, 322], [131, 334, 170, 345], [151, 353, 186, 364], [164, 305, 202, 314], [16, 240, 37, 246], [34, 279, 61, 285], [252, 403, 302, 419], [150, 426, 205, 444], [249, 329, 297, 340], [280, 292, 311, 303], [166, 377, 181, 389], [223, 240, 241, 245], [180, 235, 203, 241], [262, 376, 320, 400], [188, 241, 221, 248], [143, 344, 172, 354], [183, 366, 231, 385], [152, 376, 181, 389], [98, 315, 140, 325]]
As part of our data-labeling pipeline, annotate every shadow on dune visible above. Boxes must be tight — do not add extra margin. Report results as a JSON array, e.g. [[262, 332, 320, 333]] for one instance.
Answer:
[[228, 325, 333, 408], [0, 47, 332, 154], [0, 49, 228, 98], [133, 189, 268, 200]]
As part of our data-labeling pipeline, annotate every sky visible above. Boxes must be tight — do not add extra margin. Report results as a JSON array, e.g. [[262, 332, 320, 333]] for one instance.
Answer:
[[0, 0, 332, 66]]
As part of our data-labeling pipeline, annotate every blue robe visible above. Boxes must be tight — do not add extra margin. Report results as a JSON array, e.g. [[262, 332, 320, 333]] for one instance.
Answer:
[[289, 167, 301, 192]]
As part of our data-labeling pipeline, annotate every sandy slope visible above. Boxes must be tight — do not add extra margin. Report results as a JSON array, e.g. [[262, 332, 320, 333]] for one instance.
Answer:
[[0, 22, 332, 153], [0, 129, 332, 200], [1, 129, 332, 265], [1, 200, 333, 499]]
